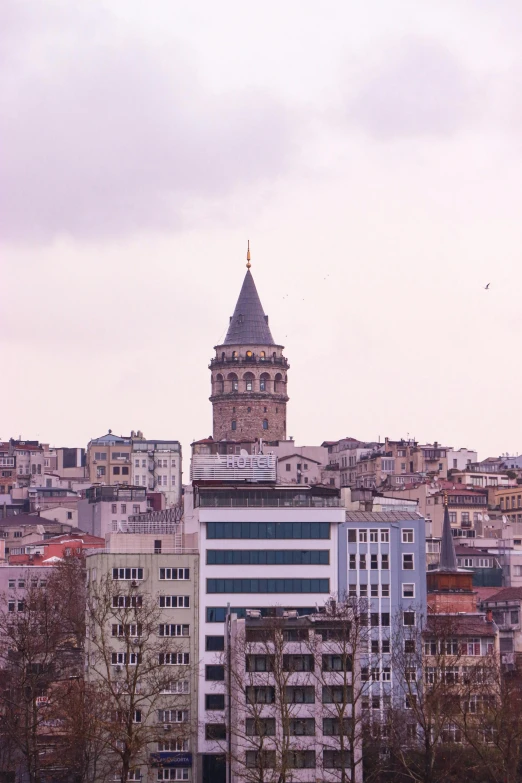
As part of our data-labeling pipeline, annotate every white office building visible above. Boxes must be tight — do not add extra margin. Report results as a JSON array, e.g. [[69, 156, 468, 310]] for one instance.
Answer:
[[186, 451, 343, 783]]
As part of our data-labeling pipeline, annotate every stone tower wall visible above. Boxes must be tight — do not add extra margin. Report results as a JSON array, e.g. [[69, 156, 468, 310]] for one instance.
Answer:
[[212, 395, 287, 441], [210, 344, 289, 442]]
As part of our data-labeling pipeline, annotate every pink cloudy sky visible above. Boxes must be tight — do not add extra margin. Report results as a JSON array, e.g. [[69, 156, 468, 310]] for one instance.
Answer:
[[2, 0, 522, 460]]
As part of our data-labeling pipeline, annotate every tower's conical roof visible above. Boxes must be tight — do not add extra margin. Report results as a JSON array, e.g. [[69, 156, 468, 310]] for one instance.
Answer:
[[223, 269, 275, 345], [439, 502, 458, 571]]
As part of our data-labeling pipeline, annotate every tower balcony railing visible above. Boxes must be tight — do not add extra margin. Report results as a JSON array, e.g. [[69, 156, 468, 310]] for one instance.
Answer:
[[210, 355, 289, 368]]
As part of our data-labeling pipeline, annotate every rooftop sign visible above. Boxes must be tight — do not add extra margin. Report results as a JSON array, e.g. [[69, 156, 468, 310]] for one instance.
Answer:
[[191, 450, 276, 483]]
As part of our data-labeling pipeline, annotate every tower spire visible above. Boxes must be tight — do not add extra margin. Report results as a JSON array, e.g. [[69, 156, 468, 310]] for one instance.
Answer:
[[246, 240, 251, 269], [439, 492, 457, 571]]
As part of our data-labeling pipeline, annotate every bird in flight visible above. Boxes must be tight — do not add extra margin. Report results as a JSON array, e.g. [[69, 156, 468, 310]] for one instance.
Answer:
[[484, 283, 490, 290]]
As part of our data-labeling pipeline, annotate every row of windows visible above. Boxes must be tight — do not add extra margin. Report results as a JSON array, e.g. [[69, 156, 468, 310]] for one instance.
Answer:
[[133, 458, 176, 468], [349, 527, 414, 543], [349, 553, 415, 570], [157, 771, 189, 781], [457, 557, 494, 568], [200, 742, 350, 771], [159, 596, 190, 608], [157, 709, 189, 723], [159, 624, 190, 636], [110, 504, 141, 514], [207, 522, 330, 540], [246, 749, 350, 769], [160, 568, 190, 580], [241, 717, 354, 736], [112, 568, 144, 581], [349, 553, 389, 570], [348, 583, 390, 597], [206, 549, 330, 565], [348, 582, 415, 598], [348, 529, 390, 543], [242, 654, 352, 674], [110, 651, 191, 667], [207, 578, 330, 594], [239, 685, 354, 705], [205, 606, 316, 623]]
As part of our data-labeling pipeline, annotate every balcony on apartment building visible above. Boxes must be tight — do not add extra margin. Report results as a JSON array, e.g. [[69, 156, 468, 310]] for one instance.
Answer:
[[86, 486, 147, 504]]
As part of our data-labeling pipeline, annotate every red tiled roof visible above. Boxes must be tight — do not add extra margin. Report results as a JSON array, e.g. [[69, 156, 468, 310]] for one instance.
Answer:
[[425, 614, 496, 637], [482, 587, 522, 603], [475, 587, 504, 603]]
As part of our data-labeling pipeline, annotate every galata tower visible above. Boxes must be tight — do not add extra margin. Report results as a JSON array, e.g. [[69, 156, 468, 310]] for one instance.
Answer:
[[209, 244, 289, 442]]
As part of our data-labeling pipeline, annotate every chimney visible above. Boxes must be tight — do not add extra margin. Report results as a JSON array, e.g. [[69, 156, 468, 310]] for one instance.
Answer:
[[486, 609, 493, 623]]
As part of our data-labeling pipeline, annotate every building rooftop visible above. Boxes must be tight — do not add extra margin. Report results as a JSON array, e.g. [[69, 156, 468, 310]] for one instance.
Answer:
[[482, 587, 522, 603], [221, 269, 276, 346], [277, 454, 322, 464], [425, 613, 497, 637], [344, 511, 423, 522]]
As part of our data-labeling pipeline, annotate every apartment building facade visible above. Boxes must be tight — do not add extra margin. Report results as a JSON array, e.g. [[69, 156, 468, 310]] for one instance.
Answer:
[[226, 611, 363, 783], [192, 479, 344, 783], [131, 439, 182, 506], [85, 539, 200, 783], [78, 486, 148, 539], [337, 511, 427, 707], [87, 432, 182, 506]]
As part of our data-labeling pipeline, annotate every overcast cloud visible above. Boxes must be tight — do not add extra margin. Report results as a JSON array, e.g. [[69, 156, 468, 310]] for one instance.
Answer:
[[1, 0, 522, 459]]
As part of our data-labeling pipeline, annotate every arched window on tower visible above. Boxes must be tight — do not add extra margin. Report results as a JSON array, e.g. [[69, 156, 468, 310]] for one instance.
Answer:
[[232, 351, 238, 360], [263, 419, 269, 430], [243, 372, 255, 392], [246, 350, 253, 360], [260, 372, 270, 392], [216, 374, 224, 394], [274, 373, 283, 393], [260, 351, 266, 361], [227, 373, 238, 393], [231, 420, 237, 431]]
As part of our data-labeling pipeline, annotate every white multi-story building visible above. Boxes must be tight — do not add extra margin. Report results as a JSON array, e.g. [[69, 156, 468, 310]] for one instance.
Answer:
[[186, 464, 344, 783], [131, 439, 182, 507]]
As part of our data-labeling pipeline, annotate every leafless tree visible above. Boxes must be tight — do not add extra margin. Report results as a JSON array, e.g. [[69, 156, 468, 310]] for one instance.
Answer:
[[211, 612, 320, 783], [387, 611, 488, 783], [86, 572, 193, 783], [456, 653, 522, 783], [305, 596, 372, 783], [0, 572, 80, 783]]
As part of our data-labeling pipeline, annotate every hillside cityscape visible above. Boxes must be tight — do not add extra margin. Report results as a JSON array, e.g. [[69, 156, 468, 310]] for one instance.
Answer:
[[2, 261, 522, 783]]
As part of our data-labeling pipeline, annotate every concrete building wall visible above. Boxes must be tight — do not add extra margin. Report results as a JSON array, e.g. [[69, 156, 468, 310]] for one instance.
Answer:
[[448, 448, 478, 471], [86, 546, 200, 783], [196, 505, 344, 773], [276, 454, 322, 486], [78, 492, 148, 539]]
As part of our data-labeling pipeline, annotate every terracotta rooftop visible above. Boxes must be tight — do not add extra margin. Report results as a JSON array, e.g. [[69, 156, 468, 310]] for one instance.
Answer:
[[482, 587, 522, 603], [425, 614, 497, 637]]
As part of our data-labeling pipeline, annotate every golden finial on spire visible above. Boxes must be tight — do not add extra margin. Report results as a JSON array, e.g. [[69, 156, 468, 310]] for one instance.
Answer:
[[443, 491, 448, 507], [246, 240, 251, 269]]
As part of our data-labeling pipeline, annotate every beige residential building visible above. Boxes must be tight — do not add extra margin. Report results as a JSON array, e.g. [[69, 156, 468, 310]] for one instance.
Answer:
[[86, 432, 133, 485], [86, 536, 199, 783]]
